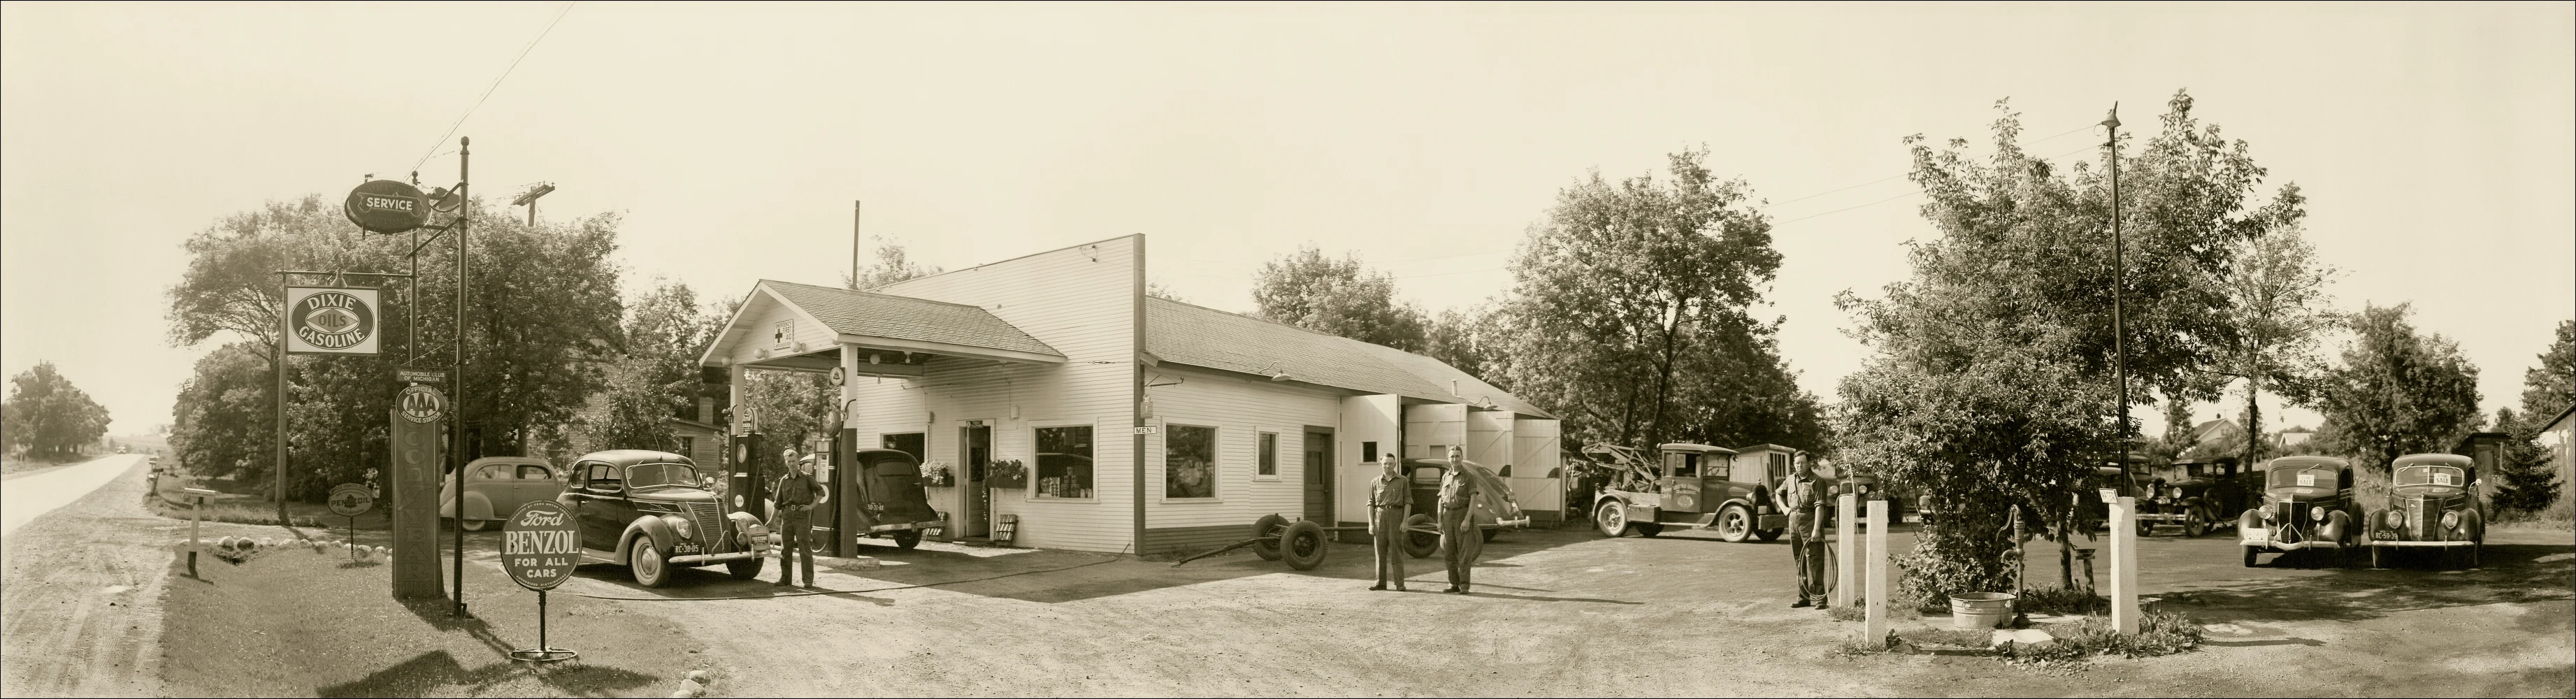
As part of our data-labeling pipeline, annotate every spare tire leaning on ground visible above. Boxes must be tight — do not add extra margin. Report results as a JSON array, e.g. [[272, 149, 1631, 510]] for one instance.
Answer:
[[1401, 514, 1439, 558], [1278, 520, 1327, 570]]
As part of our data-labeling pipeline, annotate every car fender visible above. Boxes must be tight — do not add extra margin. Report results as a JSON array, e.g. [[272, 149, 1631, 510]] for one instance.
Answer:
[[2459, 508, 2484, 541], [2319, 510, 2350, 543], [462, 491, 494, 521], [2238, 508, 2263, 532], [726, 511, 772, 552], [619, 515, 679, 564], [1716, 496, 1757, 515]]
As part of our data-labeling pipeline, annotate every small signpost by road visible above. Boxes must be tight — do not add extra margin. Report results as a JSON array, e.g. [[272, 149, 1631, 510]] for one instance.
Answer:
[[500, 500, 580, 663], [181, 487, 220, 578], [328, 484, 374, 562]]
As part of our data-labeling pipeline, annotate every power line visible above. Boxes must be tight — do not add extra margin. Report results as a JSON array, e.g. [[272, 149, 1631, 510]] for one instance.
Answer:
[[410, 2, 577, 171]]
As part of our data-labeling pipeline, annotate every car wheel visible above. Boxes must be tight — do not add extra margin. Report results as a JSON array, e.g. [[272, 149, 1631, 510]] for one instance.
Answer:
[[1402, 514, 1439, 558], [1715, 505, 1752, 543], [459, 518, 488, 532], [1249, 514, 1288, 561], [1279, 521, 1327, 570], [726, 556, 763, 580], [2243, 545, 2259, 568], [1595, 500, 1628, 538], [2183, 510, 2208, 538], [1481, 528, 1499, 544], [631, 538, 670, 588], [2135, 513, 2154, 538], [891, 530, 922, 550], [1634, 523, 1664, 538]]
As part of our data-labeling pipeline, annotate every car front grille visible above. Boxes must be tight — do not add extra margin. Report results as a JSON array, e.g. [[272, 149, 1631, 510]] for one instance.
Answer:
[[684, 502, 728, 552], [2406, 498, 2429, 538]]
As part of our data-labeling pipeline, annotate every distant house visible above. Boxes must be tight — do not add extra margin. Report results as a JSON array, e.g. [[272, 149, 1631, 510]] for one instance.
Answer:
[[700, 235, 1562, 555]]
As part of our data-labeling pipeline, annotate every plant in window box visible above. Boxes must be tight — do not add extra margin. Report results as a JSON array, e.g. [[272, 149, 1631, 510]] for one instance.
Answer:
[[988, 459, 1029, 489], [921, 459, 954, 487]]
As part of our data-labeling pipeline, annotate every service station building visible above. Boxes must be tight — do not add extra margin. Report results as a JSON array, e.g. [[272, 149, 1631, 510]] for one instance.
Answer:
[[701, 235, 1562, 555]]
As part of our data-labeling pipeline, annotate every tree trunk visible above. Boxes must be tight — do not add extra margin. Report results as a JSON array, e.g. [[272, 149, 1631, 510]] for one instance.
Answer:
[[1645, 299, 1689, 449]]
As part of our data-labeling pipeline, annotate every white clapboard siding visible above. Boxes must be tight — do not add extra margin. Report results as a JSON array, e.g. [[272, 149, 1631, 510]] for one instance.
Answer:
[[840, 236, 1140, 553], [1336, 394, 1402, 524], [1142, 365, 1340, 529]]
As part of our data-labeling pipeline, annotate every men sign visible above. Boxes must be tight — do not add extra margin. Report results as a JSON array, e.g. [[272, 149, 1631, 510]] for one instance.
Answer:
[[285, 287, 381, 355], [501, 500, 581, 591]]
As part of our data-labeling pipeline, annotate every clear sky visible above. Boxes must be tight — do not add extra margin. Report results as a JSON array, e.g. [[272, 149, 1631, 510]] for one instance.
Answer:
[[5, 2, 2570, 441]]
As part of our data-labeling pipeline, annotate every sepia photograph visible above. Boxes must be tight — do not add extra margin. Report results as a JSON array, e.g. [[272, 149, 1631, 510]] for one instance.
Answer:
[[2, 2, 2570, 697]]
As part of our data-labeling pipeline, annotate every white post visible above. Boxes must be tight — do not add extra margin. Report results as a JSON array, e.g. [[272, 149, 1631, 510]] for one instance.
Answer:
[[1863, 499, 1890, 644], [1835, 493, 1857, 610], [2110, 496, 2139, 633]]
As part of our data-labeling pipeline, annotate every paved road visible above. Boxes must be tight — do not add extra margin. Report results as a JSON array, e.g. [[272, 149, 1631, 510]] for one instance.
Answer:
[[3, 454, 145, 537]]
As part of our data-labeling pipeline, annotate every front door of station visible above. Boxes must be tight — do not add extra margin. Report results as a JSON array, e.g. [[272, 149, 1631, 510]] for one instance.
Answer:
[[1303, 430, 1332, 523], [958, 424, 991, 538]]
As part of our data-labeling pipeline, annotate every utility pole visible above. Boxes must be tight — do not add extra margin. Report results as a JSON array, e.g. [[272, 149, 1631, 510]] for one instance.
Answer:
[[865, 201, 875, 289], [515, 182, 554, 227], [452, 136, 471, 618], [851, 200, 863, 288], [2103, 104, 2129, 495]]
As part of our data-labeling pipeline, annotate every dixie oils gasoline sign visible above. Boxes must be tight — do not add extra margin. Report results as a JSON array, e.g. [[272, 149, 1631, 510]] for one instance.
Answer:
[[501, 500, 581, 591], [285, 287, 380, 355]]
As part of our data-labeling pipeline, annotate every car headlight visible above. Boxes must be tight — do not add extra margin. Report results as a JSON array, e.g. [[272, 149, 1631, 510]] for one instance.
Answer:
[[2313, 507, 2330, 522], [663, 515, 693, 540], [2259, 508, 2275, 521], [2441, 512, 2460, 530], [2385, 511, 2403, 528]]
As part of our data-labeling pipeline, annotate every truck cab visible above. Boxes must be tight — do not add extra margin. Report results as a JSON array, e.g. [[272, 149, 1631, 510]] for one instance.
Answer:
[[1592, 442, 1794, 542]]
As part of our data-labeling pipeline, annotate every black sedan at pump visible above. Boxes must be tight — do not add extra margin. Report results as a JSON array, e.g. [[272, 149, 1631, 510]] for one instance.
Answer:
[[559, 449, 776, 587]]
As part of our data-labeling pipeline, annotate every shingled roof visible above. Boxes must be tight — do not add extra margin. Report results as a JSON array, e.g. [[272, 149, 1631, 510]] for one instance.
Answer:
[[761, 280, 1063, 359], [1144, 297, 1553, 418]]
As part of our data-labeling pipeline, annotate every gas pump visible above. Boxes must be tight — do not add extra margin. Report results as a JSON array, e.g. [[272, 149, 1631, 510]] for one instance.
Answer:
[[731, 432, 768, 520]]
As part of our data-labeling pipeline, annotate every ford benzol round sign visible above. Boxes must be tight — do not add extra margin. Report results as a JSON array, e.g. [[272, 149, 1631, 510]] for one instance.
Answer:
[[501, 500, 581, 591], [285, 287, 380, 355]]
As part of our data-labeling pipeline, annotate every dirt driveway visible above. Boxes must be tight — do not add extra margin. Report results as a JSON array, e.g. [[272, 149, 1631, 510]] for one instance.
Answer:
[[519, 521, 2572, 697]]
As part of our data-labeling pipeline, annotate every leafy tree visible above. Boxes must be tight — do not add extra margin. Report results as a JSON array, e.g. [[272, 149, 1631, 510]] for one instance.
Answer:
[[168, 345, 271, 482], [1496, 147, 1813, 452], [164, 194, 623, 507], [2312, 303, 2482, 469], [841, 234, 944, 291], [579, 280, 721, 454], [2491, 407, 2560, 513], [2, 361, 112, 458], [1836, 92, 2306, 601], [2521, 319, 2574, 419], [1422, 303, 1513, 388], [2212, 211, 2336, 468], [1251, 245, 1430, 352]]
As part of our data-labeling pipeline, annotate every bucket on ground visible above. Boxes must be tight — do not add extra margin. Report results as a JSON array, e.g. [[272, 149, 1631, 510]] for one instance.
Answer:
[[1950, 592, 2017, 629]]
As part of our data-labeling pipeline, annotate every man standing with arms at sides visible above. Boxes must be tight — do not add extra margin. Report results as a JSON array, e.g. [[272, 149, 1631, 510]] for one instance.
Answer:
[[1437, 446, 1482, 594], [1786, 454, 1828, 609], [1367, 453, 1411, 591], [773, 448, 828, 589]]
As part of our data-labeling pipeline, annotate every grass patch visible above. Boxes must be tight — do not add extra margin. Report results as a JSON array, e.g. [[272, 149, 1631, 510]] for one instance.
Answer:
[[2496, 500, 2575, 531], [1822, 600, 1922, 622], [151, 499, 330, 528]]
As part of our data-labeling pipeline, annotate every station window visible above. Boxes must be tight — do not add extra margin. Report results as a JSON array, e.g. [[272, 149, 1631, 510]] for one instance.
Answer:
[[1362, 441, 1378, 462], [882, 433, 926, 462], [1258, 433, 1278, 476], [1034, 426, 1093, 499], [1165, 424, 1217, 499]]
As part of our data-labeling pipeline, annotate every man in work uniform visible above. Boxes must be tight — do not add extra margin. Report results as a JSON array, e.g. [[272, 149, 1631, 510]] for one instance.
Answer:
[[1367, 453, 1411, 591], [1787, 454, 1828, 609], [1437, 446, 1482, 594], [772, 448, 829, 588]]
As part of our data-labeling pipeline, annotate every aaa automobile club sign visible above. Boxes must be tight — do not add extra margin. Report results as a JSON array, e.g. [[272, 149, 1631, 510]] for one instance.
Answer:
[[501, 501, 580, 591], [285, 287, 380, 355]]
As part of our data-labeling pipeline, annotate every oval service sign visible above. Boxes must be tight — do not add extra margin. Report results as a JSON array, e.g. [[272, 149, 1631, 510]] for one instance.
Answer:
[[501, 500, 581, 591]]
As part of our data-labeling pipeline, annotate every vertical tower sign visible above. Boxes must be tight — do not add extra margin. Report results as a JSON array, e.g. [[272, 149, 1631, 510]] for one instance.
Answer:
[[389, 382, 447, 599]]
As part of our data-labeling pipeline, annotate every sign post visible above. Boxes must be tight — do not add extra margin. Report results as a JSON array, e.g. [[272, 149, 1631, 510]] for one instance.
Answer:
[[501, 500, 580, 663], [329, 484, 375, 562], [389, 382, 447, 599]]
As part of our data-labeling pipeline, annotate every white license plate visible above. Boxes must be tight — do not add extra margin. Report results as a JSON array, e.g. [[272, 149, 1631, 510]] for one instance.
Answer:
[[2240, 528, 2270, 546]]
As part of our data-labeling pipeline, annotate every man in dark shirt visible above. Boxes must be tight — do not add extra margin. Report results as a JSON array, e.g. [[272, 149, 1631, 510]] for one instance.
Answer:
[[1367, 454, 1411, 591], [1437, 446, 1482, 594], [772, 449, 829, 588], [1786, 456, 1828, 609]]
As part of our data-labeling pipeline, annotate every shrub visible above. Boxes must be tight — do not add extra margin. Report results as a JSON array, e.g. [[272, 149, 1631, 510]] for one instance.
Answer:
[[2014, 585, 2106, 616], [1996, 610, 2203, 662]]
